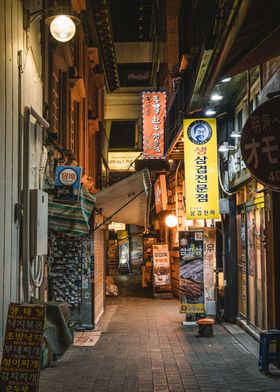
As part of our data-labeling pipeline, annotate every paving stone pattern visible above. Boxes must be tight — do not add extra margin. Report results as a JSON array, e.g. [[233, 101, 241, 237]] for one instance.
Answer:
[[39, 295, 280, 392]]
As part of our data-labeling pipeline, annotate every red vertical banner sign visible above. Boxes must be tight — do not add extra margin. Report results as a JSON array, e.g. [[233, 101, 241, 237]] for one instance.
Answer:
[[142, 92, 166, 158]]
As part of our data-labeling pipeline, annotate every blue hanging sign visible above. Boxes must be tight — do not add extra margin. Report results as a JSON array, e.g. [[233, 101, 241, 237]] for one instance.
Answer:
[[54, 166, 82, 202]]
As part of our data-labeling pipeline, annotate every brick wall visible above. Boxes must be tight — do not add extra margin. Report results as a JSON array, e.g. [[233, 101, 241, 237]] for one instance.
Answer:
[[165, 0, 182, 99]]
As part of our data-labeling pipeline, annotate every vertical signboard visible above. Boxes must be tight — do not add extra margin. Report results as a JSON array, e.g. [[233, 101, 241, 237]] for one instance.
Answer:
[[142, 92, 166, 158], [0, 304, 45, 392], [154, 174, 168, 213], [184, 118, 219, 219], [179, 231, 204, 314], [204, 229, 216, 305], [152, 244, 171, 292]]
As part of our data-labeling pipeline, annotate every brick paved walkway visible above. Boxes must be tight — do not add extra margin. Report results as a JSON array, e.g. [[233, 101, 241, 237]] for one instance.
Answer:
[[39, 288, 280, 391]]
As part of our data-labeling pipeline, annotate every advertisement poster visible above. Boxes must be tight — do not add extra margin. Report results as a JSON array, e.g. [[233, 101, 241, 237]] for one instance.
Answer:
[[118, 240, 130, 273], [183, 118, 219, 219], [204, 229, 216, 302], [130, 234, 143, 266], [143, 236, 157, 263], [152, 244, 171, 290], [179, 231, 204, 314]]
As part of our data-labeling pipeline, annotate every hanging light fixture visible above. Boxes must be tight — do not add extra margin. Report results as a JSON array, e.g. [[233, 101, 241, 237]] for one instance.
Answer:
[[218, 142, 235, 153], [211, 85, 223, 101], [205, 104, 216, 116], [221, 77, 231, 83], [230, 130, 242, 138], [24, 6, 80, 43], [165, 214, 178, 228]]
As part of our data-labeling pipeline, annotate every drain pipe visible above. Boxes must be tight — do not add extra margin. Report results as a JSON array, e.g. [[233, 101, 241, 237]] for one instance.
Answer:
[[23, 105, 49, 303]]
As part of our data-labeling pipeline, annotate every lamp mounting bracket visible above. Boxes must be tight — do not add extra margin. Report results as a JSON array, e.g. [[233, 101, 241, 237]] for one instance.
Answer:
[[23, 8, 45, 30]]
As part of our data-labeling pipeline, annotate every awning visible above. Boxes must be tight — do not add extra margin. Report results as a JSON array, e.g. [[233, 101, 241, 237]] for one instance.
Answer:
[[48, 187, 96, 237], [94, 168, 152, 228]]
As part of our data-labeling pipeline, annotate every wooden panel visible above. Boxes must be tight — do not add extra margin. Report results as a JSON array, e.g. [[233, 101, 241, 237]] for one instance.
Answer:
[[0, 0, 43, 348], [0, 0, 22, 347], [94, 229, 105, 324], [0, 0, 6, 347]]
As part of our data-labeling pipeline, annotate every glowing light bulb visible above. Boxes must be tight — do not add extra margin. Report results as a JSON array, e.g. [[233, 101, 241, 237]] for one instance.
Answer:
[[165, 214, 178, 228], [50, 15, 76, 42]]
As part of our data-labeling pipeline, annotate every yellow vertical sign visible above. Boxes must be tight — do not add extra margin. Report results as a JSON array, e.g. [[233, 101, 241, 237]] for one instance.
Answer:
[[184, 118, 219, 219]]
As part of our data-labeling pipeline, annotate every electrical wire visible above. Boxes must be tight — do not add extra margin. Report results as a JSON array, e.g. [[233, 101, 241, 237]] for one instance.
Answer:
[[30, 256, 45, 287]]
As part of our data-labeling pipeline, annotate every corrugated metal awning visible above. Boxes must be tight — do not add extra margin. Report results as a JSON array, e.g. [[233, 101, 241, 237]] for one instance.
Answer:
[[94, 168, 151, 228]]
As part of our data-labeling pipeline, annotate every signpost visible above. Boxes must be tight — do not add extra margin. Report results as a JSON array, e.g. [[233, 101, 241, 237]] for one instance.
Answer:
[[241, 96, 280, 191], [0, 303, 45, 392]]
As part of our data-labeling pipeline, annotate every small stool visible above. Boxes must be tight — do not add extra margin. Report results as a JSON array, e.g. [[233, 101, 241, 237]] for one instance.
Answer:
[[258, 329, 280, 371], [196, 318, 215, 337]]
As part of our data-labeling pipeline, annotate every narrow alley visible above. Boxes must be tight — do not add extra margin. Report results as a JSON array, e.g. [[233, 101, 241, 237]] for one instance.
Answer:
[[39, 280, 280, 392]]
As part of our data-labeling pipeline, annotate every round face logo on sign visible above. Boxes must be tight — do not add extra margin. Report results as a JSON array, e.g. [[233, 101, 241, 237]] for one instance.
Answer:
[[240, 97, 280, 190], [58, 168, 78, 186], [187, 120, 212, 145]]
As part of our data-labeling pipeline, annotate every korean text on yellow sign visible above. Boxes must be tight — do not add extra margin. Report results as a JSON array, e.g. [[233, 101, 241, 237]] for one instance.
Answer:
[[183, 118, 219, 219]]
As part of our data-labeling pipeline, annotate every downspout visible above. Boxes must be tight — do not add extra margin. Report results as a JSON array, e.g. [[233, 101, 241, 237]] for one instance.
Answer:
[[22, 105, 49, 303]]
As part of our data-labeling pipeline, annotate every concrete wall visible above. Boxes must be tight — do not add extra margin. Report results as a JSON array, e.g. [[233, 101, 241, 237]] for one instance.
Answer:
[[0, 0, 43, 347]]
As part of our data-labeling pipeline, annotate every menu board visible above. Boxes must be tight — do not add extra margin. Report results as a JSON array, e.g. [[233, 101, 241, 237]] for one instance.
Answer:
[[152, 244, 171, 292], [0, 303, 45, 392]]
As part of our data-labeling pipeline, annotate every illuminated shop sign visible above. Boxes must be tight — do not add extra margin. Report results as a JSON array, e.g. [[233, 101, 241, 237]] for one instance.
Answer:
[[108, 152, 141, 172], [142, 92, 166, 158], [183, 118, 219, 219], [241, 96, 280, 190], [108, 222, 126, 231]]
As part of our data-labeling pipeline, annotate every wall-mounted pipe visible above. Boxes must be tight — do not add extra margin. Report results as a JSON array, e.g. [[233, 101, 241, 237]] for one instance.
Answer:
[[22, 105, 49, 303]]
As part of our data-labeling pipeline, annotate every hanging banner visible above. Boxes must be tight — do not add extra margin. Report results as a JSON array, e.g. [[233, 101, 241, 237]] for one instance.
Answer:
[[204, 229, 216, 303], [154, 174, 168, 213], [184, 118, 219, 219], [142, 92, 166, 158], [152, 244, 171, 291], [179, 231, 204, 314]]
